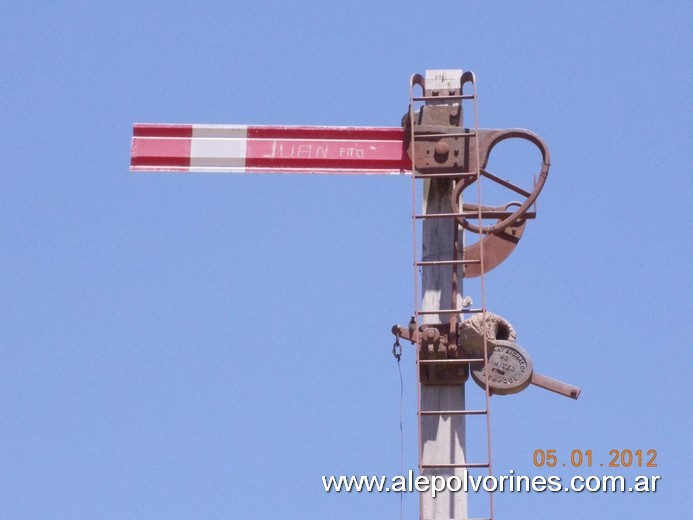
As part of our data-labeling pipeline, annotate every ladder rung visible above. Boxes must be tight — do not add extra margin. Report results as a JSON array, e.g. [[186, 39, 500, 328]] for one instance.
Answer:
[[413, 172, 478, 179], [421, 463, 490, 470], [415, 212, 473, 220], [420, 409, 487, 415], [412, 94, 475, 101], [417, 308, 483, 315], [414, 132, 476, 139], [419, 358, 486, 365], [416, 259, 481, 266], [415, 211, 536, 220]]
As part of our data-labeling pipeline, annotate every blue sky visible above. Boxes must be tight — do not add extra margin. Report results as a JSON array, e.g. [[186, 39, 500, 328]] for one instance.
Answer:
[[1, 1, 691, 519]]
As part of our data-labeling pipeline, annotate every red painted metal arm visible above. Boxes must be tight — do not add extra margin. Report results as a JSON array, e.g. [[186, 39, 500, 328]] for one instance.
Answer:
[[131, 124, 412, 175]]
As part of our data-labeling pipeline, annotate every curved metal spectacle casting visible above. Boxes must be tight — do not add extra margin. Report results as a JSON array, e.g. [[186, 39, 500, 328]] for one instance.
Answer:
[[450, 128, 551, 235], [461, 202, 525, 278]]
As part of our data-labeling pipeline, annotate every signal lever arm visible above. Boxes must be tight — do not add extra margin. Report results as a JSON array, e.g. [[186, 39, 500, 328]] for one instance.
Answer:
[[531, 373, 581, 400]]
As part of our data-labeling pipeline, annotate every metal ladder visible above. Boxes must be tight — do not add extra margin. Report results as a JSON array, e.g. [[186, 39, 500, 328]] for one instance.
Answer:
[[409, 71, 495, 520]]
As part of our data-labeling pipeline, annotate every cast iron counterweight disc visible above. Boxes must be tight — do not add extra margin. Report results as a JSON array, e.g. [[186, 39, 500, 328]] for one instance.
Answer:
[[470, 340, 533, 395]]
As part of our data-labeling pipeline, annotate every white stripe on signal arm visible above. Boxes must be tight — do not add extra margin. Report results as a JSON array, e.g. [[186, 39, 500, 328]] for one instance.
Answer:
[[190, 125, 248, 170]]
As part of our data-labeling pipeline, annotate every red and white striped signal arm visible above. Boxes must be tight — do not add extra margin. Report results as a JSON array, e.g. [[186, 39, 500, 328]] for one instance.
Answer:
[[130, 124, 412, 175]]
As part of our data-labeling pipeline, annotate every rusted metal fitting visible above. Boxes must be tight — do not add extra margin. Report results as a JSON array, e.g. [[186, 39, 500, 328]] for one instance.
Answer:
[[403, 71, 471, 174], [470, 340, 533, 395], [421, 326, 441, 354], [405, 70, 551, 237], [449, 128, 551, 234], [417, 323, 467, 385], [405, 127, 469, 173], [461, 215, 527, 278], [393, 321, 469, 385], [434, 141, 450, 157], [469, 340, 581, 399]]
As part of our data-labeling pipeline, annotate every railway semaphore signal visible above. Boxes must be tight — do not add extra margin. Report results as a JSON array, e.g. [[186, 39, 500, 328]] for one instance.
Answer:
[[131, 69, 579, 520]]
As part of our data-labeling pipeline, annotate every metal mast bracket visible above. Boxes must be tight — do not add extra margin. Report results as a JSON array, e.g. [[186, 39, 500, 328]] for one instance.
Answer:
[[393, 322, 469, 385], [405, 69, 473, 174]]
